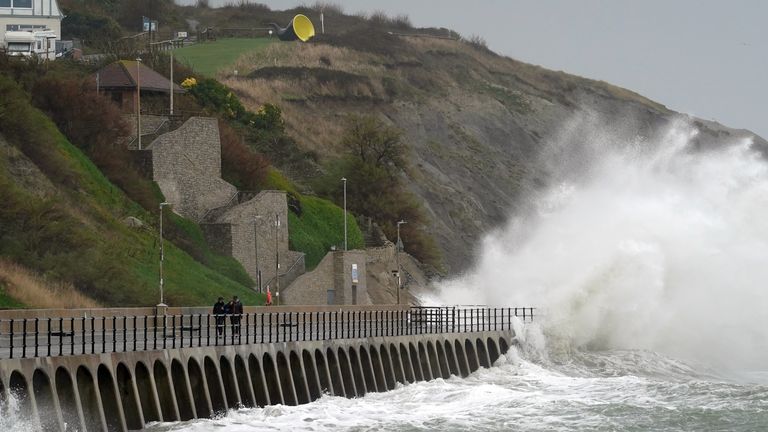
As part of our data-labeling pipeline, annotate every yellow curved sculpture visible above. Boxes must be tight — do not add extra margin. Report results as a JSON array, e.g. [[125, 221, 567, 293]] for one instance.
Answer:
[[274, 14, 316, 42]]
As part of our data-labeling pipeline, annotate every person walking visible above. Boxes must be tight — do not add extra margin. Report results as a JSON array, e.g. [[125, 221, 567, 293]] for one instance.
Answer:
[[213, 297, 226, 336], [230, 295, 243, 335], [266, 288, 272, 306]]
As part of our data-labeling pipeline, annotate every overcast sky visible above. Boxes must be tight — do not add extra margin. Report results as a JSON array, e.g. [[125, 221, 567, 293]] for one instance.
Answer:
[[183, 0, 767, 138]]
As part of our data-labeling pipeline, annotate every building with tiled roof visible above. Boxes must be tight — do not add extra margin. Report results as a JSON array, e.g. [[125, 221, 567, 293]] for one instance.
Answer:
[[95, 60, 185, 113]]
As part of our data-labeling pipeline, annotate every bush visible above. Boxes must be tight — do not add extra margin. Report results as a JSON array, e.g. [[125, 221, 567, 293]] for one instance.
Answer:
[[219, 120, 269, 190]]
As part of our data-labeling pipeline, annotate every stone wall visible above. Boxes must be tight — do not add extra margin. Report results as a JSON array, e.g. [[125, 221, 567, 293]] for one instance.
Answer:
[[366, 242, 396, 263], [150, 117, 236, 221], [205, 191, 299, 289], [282, 250, 368, 306]]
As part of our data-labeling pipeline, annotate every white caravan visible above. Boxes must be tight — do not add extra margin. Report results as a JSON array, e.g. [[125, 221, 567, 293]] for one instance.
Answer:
[[3, 30, 57, 60]]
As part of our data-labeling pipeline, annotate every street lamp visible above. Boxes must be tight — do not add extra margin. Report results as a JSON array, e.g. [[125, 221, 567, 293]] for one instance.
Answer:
[[158, 202, 171, 307], [341, 177, 347, 251], [254, 215, 263, 293], [136, 57, 142, 150], [274, 213, 281, 306], [396, 220, 407, 305]]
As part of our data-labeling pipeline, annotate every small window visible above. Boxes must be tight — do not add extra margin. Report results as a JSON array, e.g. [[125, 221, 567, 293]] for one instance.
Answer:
[[0, 0, 12, 8], [12, 0, 33, 8]]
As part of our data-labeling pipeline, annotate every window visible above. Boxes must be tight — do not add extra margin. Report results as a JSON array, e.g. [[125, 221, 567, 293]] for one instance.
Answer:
[[6, 24, 48, 31], [11, 0, 33, 8], [0, 0, 11, 7], [6, 42, 31, 53]]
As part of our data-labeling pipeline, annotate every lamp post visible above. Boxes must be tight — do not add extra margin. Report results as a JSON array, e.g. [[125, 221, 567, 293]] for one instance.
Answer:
[[136, 57, 142, 150], [275, 213, 281, 306], [341, 177, 347, 251], [396, 220, 407, 305], [169, 50, 174, 116], [254, 215, 263, 293], [158, 202, 170, 307]]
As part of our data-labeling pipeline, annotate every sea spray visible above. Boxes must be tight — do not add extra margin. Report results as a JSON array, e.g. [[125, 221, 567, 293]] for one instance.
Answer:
[[436, 116, 768, 373]]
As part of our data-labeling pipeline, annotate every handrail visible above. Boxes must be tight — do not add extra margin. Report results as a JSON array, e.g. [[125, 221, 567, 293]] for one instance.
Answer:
[[0, 306, 534, 360], [262, 253, 304, 290], [198, 190, 240, 223], [126, 117, 169, 149]]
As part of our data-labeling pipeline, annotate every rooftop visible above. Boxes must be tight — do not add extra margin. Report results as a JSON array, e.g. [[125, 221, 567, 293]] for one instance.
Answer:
[[96, 60, 185, 93]]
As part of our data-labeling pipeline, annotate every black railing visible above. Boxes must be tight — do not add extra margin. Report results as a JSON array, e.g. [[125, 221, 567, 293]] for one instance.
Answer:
[[0, 307, 534, 360]]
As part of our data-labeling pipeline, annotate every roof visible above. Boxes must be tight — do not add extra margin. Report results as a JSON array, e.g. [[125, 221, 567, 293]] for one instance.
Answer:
[[96, 60, 185, 93]]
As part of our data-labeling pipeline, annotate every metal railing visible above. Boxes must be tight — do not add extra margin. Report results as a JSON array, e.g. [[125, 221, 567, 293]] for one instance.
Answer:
[[0, 307, 534, 360]]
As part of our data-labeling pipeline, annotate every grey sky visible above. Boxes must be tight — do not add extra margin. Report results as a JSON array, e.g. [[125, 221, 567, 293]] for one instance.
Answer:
[[182, 1, 767, 139]]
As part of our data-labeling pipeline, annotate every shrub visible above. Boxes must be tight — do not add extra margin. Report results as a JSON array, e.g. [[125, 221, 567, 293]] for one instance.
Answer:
[[219, 120, 270, 190]]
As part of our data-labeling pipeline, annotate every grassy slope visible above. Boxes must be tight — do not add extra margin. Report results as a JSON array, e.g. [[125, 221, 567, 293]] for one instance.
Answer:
[[289, 195, 365, 269], [174, 38, 275, 77], [0, 76, 264, 307]]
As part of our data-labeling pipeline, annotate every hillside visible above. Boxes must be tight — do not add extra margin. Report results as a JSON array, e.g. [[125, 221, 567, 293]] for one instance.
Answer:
[[209, 25, 767, 274]]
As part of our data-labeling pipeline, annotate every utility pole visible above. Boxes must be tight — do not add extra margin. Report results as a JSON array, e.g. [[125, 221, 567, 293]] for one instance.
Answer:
[[158, 202, 170, 307], [275, 213, 280, 306], [341, 177, 347, 250], [136, 58, 142, 150], [396, 220, 407, 305]]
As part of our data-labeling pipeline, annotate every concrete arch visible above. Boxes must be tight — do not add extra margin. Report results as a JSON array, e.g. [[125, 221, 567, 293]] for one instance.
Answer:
[[444, 341, 460, 377], [499, 337, 510, 355], [465, 339, 479, 372], [326, 348, 346, 397], [9, 371, 33, 422], [234, 355, 255, 408], [76, 366, 104, 432], [33, 369, 60, 431], [0, 375, 5, 415], [289, 351, 310, 404], [379, 344, 397, 389], [417, 342, 432, 380], [171, 359, 195, 420], [487, 338, 500, 365], [408, 343, 423, 381], [116, 363, 143, 430], [153, 360, 179, 421], [97, 364, 124, 431], [476, 338, 491, 368], [262, 353, 283, 405], [55, 367, 84, 431], [389, 344, 405, 384], [336, 348, 356, 398], [187, 358, 212, 418], [219, 356, 240, 408], [426, 342, 443, 380], [135, 361, 160, 423], [276, 352, 297, 405], [302, 350, 322, 401], [435, 341, 451, 379], [313, 349, 332, 396], [247, 354, 269, 407], [372, 346, 393, 390], [348, 347, 366, 396], [399, 343, 415, 383], [358, 346, 378, 392], [454, 340, 470, 377], [203, 356, 227, 414]]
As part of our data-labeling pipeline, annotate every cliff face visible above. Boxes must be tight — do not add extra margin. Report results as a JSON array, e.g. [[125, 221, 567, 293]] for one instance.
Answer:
[[222, 32, 766, 274]]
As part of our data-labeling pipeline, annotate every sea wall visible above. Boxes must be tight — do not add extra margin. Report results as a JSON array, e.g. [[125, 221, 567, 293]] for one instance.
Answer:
[[0, 330, 513, 431]]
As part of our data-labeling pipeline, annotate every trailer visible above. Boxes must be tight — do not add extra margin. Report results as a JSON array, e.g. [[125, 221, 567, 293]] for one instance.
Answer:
[[3, 29, 57, 60]]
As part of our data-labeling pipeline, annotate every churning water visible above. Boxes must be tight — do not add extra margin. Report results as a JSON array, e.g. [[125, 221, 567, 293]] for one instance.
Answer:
[[141, 117, 768, 431], [8, 117, 768, 430]]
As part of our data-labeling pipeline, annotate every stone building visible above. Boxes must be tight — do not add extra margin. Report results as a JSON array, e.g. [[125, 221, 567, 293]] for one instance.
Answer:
[[95, 60, 185, 113], [282, 250, 369, 305]]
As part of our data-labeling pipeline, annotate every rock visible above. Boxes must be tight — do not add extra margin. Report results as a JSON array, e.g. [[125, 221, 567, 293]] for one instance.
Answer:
[[122, 216, 144, 228]]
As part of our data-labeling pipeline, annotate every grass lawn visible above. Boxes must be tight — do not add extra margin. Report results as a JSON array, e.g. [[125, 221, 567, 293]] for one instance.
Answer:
[[174, 38, 274, 77]]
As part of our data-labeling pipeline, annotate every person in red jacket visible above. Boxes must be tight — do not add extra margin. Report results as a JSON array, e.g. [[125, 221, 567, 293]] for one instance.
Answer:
[[266, 288, 273, 306]]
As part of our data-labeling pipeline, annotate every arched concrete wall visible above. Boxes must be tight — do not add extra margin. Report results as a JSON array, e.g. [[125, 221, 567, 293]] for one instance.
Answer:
[[56, 367, 84, 430], [116, 363, 143, 429], [33, 369, 61, 431], [0, 330, 514, 431]]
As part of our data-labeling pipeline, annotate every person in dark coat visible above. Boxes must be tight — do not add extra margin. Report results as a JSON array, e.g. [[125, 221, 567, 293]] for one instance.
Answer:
[[213, 297, 226, 335], [229, 295, 243, 335]]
